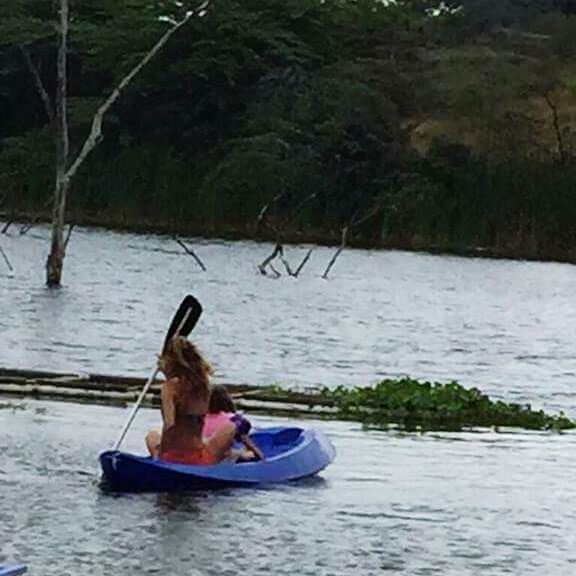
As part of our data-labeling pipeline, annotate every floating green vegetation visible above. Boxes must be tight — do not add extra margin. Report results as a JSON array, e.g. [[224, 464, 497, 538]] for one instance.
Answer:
[[320, 378, 575, 432]]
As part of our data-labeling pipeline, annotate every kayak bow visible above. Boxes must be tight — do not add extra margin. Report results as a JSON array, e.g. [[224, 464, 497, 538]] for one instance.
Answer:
[[0, 565, 27, 576]]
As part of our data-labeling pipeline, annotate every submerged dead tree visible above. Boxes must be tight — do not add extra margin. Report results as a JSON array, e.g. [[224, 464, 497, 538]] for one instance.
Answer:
[[45, 1, 204, 287], [46, 0, 69, 287], [174, 237, 207, 271], [0, 243, 13, 274], [322, 202, 385, 279], [321, 226, 348, 279], [257, 191, 317, 277], [256, 186, 384, 279]]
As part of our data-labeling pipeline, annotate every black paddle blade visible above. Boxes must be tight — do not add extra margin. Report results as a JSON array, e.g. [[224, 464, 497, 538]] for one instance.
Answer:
[[162, 295, 203, 353]]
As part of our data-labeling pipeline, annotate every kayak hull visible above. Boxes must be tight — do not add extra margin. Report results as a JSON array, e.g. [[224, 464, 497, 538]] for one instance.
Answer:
[[99, 427, 336, 492], [0, 566, 27, 576]]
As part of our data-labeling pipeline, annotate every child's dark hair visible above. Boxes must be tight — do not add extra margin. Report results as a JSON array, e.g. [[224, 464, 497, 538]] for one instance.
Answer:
[[209, 385, 236, 413]]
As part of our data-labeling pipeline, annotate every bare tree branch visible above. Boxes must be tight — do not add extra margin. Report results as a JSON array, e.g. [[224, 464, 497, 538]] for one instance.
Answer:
[[544, 91, 566, 164], [65, 9, 198, 183], [46, 2, 206, 286], [63, 224, 75, 251], [19, 45, 54, 124], [19, 212, 46, 235], [258, 243, 283, 275], [0, 244, 13, 273], [294, 248, 314, 277], [350, 202, 384, 228], [174, 237, 207, 271], [280, 253, 294, 276], [257, 191, 288, 225], [268, 263, 281, 278], [258, 191, 317, 233], [320, 200, 384, 279], [322, 226, 348, 279], [255, 191, 320, 277], [14, 198, 53, 236], [280, 192, 318, 228]]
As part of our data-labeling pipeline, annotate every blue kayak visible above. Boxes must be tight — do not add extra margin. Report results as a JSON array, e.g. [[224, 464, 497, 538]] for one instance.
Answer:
[[100, 427, 335, 492], [0, 565, 27, 576]]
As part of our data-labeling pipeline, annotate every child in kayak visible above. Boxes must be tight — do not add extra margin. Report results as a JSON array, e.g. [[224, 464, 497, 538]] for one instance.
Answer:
[[205, 385, 264, 461], [145, 337, 250, 465]]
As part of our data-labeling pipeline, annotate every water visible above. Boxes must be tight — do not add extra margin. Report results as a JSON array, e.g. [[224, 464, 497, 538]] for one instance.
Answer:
[[2, 401, 576, 576], [2, 224, 576, 575], [2, 225, 576, 414]]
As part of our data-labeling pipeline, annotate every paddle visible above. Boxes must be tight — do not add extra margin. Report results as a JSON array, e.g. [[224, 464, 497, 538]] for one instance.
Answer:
[[112, 295, 203, 451]]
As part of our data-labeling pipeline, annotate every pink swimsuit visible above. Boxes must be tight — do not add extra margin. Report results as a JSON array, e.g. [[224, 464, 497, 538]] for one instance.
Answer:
[[203, 411, 235, 438]]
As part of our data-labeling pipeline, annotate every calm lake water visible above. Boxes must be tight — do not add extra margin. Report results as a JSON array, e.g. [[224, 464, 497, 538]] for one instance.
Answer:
[[1, 224, 576, 575]]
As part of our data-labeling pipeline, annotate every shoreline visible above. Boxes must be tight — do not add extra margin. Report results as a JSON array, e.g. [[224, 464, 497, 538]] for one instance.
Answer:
[[3, 210, 576, 266]]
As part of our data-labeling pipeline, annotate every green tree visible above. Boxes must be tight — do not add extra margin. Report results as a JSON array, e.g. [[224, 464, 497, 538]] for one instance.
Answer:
[[1, 0, 206, 286]]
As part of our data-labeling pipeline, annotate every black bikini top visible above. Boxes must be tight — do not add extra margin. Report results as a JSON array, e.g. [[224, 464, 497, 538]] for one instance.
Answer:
[[183, 413, 205, 423]]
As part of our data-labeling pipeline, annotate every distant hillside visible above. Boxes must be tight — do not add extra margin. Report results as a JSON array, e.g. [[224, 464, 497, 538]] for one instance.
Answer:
[[2, 1, 576, 261]]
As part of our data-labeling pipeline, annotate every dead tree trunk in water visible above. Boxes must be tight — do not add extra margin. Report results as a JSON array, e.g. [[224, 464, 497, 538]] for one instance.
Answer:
[[44, 3, 201, 287], [46, 0, 69, 287]]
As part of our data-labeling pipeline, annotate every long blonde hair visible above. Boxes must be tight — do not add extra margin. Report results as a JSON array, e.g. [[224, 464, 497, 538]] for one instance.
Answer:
[[158, 336, 213, 392]]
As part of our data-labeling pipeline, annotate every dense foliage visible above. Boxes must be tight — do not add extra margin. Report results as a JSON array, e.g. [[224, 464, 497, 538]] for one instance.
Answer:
[[320, 378, 576, 431], [2, 0, 576, 258]]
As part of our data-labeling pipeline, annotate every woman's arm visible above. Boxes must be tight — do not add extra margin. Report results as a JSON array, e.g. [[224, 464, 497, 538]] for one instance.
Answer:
[[230, 413, 264, 460], [161, 378, 179, 429], [240, 434, 264, 461]]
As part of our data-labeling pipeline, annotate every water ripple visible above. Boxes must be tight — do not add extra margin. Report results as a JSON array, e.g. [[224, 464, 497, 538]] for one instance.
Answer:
[[3, 226, 576, 575], [3, 225, 576, 420]]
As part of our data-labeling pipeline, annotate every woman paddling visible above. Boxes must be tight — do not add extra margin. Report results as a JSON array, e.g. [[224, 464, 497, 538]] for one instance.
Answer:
[[145, 336, 249, 465]]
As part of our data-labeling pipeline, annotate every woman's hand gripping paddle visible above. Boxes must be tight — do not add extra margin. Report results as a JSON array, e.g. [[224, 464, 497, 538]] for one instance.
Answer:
[[112, 295, 203, 451]]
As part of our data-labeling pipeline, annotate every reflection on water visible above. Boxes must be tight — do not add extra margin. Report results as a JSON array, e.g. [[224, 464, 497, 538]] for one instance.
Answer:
[[3, 224, 576, 417], [1, 400, 576, 576]]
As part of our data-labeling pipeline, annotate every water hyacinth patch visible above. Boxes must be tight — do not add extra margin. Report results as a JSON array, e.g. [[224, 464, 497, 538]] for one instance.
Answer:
[[319, 378, 576, 432]]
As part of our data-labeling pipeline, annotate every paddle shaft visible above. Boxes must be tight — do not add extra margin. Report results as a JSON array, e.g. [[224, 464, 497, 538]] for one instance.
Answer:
[[112, 308, 193, 451], [113, 366, 159, 451]]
